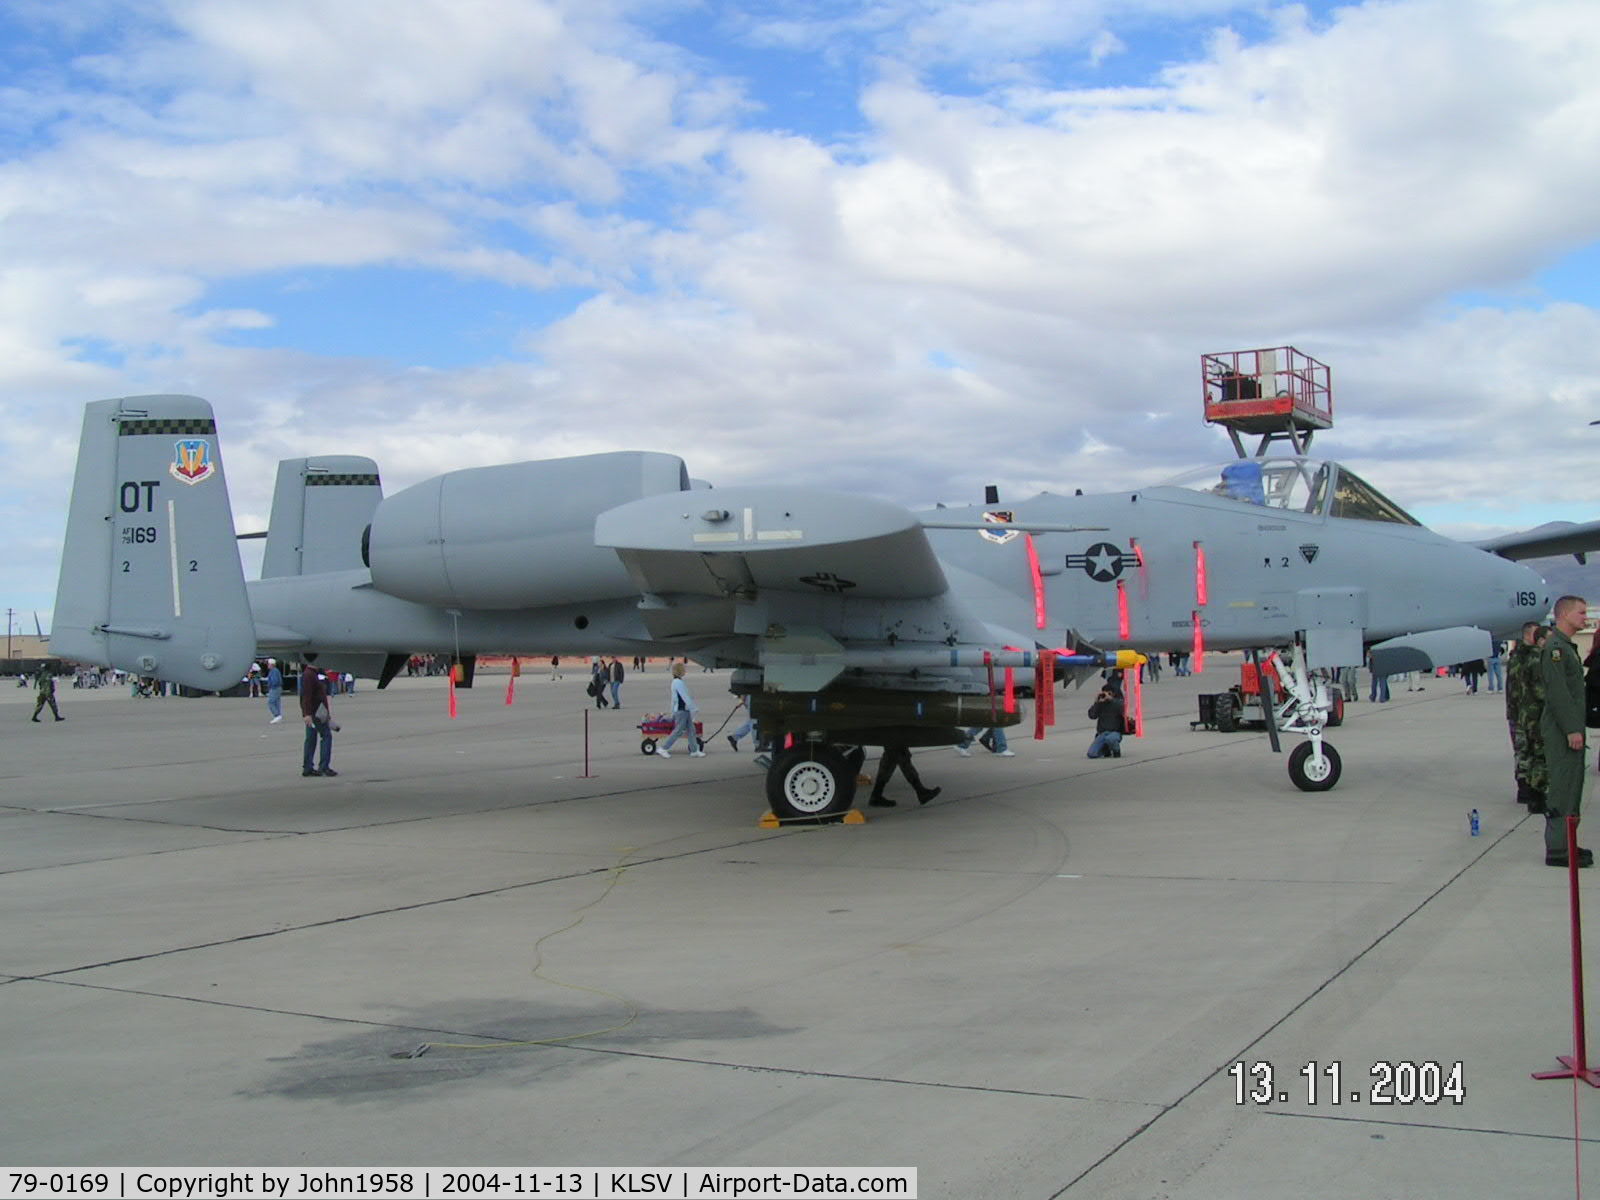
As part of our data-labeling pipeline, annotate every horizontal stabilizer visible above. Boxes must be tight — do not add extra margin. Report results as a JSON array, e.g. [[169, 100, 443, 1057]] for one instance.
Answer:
[[1368, 626, 1492, 676], [52, 396, 255, 689], [301, 651, 392, 682]]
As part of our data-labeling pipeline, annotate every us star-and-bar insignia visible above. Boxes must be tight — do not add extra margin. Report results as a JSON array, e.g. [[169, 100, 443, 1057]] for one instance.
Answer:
[[1064, 542, 1139, 582]]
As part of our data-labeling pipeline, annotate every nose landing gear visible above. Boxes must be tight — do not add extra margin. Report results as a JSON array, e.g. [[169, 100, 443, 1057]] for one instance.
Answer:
[[1288, 738, 1342, 791], [1275, 646, 1341, 792]]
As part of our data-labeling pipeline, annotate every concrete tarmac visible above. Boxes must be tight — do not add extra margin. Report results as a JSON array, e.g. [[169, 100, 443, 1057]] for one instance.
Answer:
[[3, 665, 1598, 1196]]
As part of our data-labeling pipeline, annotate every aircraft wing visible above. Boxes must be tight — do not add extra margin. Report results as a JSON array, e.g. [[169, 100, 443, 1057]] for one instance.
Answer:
[[595, 486, 949, 603], [1476, 520, 1600, 562], [1367, 626, 1494, 675]]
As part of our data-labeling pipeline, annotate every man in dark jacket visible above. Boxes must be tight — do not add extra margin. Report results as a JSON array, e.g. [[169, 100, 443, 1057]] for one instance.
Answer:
[[1087, 688, 1125, 758], [300, 662, 337, 778]]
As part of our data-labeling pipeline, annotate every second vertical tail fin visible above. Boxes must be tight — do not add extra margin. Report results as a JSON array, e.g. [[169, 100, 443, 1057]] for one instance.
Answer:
[[261, 456, 382, 578]]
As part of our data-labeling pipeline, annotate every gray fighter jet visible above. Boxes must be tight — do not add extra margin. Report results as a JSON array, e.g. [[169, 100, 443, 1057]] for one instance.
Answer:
[[54, 396, 1568, 818]]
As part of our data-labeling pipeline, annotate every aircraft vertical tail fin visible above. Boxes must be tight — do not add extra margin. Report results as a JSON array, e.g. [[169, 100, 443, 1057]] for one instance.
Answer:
[[52, 396, 256, 690], [261, 456, 383, 578]]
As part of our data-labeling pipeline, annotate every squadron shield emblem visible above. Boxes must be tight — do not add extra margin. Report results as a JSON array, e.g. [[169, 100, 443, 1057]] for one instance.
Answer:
[[170, 439, 216, 485], [979, 511, 1019, 544]]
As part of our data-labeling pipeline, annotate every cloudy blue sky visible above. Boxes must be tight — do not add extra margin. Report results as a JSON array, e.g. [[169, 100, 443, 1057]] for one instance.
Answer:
[[4, 0, 1599, 632]]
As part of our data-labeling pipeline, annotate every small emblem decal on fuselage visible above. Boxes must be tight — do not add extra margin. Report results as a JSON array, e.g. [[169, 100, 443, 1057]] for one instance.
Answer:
[[980, 511, 1020, 544]]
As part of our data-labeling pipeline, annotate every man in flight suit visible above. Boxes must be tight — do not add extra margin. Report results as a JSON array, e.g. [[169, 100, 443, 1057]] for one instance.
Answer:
[[1540, 596, 1591, 867]]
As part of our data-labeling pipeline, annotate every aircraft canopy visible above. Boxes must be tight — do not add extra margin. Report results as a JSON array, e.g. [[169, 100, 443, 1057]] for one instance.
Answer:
[[1158, 458, 1420, 526]]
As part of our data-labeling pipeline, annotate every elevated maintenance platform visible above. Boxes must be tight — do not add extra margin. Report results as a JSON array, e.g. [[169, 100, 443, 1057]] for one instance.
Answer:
[[1203, 346, 1332, 457]]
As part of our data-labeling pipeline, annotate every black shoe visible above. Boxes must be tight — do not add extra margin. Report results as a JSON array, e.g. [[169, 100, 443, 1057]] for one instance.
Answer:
[[54, 716, 64, 721], [917, 787, 941, 805], [320, 768, 338, 777], [30, 716, 40, 722], [728, 736, 739, 752], [1547, 848, 1595, 868], [303, 769, 320, 777], [868, 795, 896, 807]]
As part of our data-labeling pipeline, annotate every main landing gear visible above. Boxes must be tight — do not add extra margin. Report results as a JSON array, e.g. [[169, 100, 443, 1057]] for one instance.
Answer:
[[765, 745, 860, 821]]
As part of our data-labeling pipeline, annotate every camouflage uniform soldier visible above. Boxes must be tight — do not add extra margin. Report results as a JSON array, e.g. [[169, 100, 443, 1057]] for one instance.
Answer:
[[1506, 622, 1549, 813], [1540, 596, 1591, 867], [30, 669, 63, 723]]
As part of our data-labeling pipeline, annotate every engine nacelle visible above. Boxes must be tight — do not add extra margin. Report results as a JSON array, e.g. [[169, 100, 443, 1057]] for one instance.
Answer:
[[366, 451, 689, 609]]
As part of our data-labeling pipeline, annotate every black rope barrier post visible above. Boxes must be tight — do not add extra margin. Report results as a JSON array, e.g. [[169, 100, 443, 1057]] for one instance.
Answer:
[[580, 708, 596, 779]]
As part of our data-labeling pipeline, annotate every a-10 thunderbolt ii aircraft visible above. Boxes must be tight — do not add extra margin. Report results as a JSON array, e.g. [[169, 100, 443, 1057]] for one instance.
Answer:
[[54, 395, 1565, 819]]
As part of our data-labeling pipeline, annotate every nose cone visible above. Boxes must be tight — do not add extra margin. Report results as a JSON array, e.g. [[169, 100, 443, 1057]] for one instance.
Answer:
[[1494, 555, 1551, 634]]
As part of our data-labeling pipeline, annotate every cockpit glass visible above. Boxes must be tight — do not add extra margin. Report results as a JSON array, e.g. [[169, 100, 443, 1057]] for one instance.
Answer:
[[1156, 459, 1420, 525], [1326, 466, 1420, 525], [1159, 459, 1331, 515]]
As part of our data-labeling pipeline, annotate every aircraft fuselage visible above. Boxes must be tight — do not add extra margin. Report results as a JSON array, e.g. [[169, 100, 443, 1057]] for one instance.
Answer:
[[245, 485, 1548, 666]]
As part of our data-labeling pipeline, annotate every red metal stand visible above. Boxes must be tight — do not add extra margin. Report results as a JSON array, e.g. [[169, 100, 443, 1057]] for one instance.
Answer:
[[1534, 816, 1600, 1085], [580, 708, 595, 778], [1202, 346, 1332, 458]]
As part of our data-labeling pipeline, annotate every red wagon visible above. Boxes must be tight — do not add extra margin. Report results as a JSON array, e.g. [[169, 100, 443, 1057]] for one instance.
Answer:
[[637, 713, 705, 755]]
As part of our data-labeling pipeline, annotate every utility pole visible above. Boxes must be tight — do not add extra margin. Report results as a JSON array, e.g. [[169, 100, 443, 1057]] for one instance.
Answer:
[[5, 608, 12, 660]]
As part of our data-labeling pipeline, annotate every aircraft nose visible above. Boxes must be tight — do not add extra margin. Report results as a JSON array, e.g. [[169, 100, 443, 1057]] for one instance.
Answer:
[[1504, 558, 1550, 620]]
